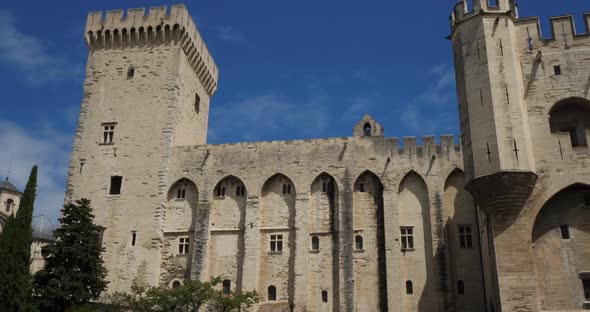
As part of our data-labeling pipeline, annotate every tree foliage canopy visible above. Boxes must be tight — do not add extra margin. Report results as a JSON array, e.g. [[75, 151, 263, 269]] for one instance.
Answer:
[[33, 198, 108, 312], [0, 166, 38, 312]]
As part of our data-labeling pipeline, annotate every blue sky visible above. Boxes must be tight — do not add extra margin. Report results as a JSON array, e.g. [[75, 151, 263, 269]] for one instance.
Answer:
[[0, 0, 588, 221]]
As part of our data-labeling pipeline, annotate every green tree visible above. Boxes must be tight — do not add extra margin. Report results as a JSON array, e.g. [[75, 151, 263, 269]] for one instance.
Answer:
[[211, 289, 259, 312], [0, 165, 38, 312], [33, 198, 108, 312], [129, 278, 222, 312]]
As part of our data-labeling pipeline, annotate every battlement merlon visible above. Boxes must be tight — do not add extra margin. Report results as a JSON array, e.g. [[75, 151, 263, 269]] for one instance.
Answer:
[[85, 5, 218, 96], [450, 0, 518, 32], [514, 13, 590, 49]]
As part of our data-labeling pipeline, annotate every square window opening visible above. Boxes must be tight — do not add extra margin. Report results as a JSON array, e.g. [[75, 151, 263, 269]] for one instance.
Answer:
[[560, 225, 570, 240], [109, 176, 123, 195], [102, 123, 116, 144], [401, 227, 414, 250], [178, 237, 190, 254]]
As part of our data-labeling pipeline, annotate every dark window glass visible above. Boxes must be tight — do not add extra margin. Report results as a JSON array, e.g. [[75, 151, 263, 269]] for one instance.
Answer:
[[459, 225, 473, 248], [355, 235, 363, 250], [131, 231, 136, 246], [583, 279, 590, 301], [109, 176, 122, 195], [222, 280, 231, 294], [406, 281, 413, 294], [458, 280, 465, 294], [268, 285, 277, 301], [560, 225, 570, 239], [401, 227, 414, 249], [5, 199, 13, 212], [127, 66, 135, 78], [363, 122, 371, 136], [311, 236, 319, 251], [322, 290, 328, 303], [554, 65, 561, 76]]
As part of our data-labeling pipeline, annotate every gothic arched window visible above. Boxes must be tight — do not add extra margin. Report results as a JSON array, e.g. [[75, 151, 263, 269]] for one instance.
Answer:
[[363, 122, 372, 136]]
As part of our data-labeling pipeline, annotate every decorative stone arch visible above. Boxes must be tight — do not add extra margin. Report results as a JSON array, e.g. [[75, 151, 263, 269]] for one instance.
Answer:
[[259, 173, 297, 308], [543, 92, 590, 116], [442, 168, 486, 308], [309, 172, 339, 232], [167, 178, 198, 201], [168, 278, 184, 289], [164, 178, 198, 232], [531, 183, 590, 310], [308, 172, 340, 310], [548, 97, 590, 147], [397, 169, 435, 311], [208, 175, 247, 294], [352, 170, 388, 311]]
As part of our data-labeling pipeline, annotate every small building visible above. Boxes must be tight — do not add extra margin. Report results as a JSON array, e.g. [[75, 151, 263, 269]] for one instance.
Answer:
[[0, 178, 22, 231]]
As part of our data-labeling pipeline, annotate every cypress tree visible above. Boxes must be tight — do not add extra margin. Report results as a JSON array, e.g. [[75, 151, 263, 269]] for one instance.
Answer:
[[33, 198, 108, 312], [0, 165, 38, 311]]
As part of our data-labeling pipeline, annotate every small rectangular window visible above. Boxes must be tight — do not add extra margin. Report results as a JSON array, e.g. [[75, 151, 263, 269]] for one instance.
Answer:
[[583, 279, 590, 301], [270, 234, 283, 252], [131, 231, 137, 246], [109, 176, 122, 195], [565, 128, 580, 147], [459, 225, 473, 248], [560, 225, 570, 240], [584, 192, 590, 208], [488, 0, 499, 7], [178, 237, 190, 254], [401, 227, 414, 250], [101, 123, 116, 144], [554, 65, 561, 76]]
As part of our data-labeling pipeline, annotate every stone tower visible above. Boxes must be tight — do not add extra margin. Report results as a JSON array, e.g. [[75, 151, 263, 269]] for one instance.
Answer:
[[451, 0, 590, 311], [0, 178, 22, 231], [66, 5, 218, 291]]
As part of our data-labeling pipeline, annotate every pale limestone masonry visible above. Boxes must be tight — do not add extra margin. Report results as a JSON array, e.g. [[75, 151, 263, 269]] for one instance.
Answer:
[[64, 2, 590, 311]]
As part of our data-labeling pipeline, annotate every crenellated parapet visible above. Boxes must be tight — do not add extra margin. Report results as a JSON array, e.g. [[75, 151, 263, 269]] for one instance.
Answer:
[[515, 13, 590, 51], [85, 5, 218, 95], [450, 0, 518, 31], [393, 135, 461, 158]]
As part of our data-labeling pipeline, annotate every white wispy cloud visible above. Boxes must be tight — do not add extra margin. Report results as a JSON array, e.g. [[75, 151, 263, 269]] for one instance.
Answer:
[[0, 120, 71, 222], [400, 63, 458, 134], [214, 25, 247, 44], [0, 10, 82, 84], [208, 92, 331, 143]]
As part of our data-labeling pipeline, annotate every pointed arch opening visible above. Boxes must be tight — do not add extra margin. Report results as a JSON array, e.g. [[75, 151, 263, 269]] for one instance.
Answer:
[[532, 183, 590, 310], [309, 172, 340, 310], [209, 175, 247, 294], [353, 170, 387, 311], [398, 170, 434, 309], [260, 173, 296, 308]]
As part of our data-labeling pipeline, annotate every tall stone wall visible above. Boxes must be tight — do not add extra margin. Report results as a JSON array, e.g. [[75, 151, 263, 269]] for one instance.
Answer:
[[161, 135, 487, 311]]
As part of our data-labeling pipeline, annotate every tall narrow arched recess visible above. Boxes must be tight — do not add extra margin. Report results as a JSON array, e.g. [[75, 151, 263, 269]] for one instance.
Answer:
[[162, 178, 198, 283], [532, 183, 590, 310], [209, 176, 247, 293], [309, 173, 339, 311], [259, 174, 296, 310], [353, 171, 387, 312], [397, 171, 433, 311], [443, 169, 486, 310]]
